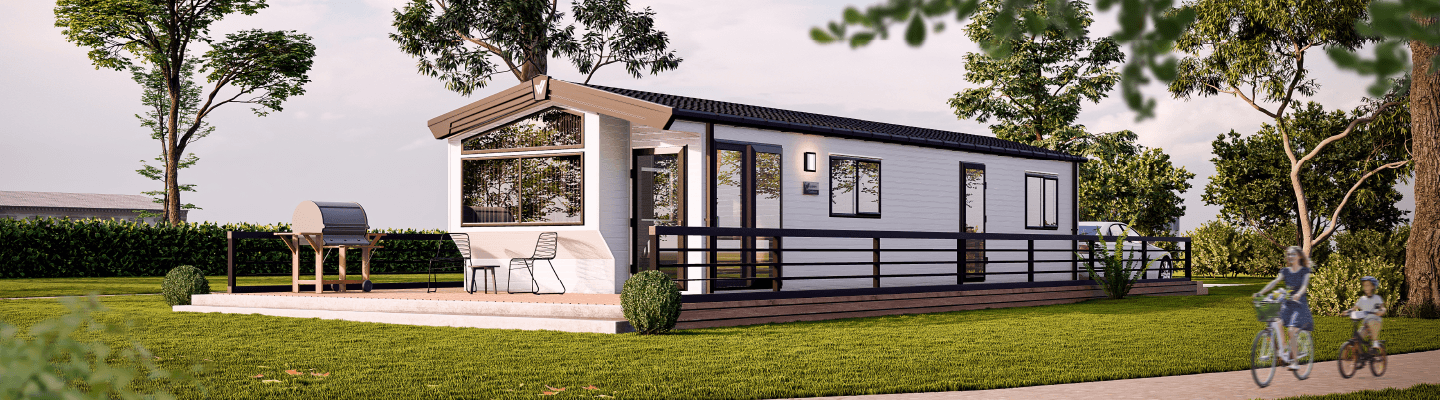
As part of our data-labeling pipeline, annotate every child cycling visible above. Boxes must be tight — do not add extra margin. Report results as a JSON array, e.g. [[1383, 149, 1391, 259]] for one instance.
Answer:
[[1352, 276, 1386, 348], [1255, 246, 1314, 370]]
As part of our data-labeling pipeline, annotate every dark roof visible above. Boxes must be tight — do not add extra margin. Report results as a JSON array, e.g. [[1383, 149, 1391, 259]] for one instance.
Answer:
[[0, 191, 161, 210], [583, 84, 1085, 162]]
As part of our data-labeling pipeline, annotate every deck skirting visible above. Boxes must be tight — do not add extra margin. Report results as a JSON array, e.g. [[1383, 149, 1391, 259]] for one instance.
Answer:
[[675, 280, 1202, 329]]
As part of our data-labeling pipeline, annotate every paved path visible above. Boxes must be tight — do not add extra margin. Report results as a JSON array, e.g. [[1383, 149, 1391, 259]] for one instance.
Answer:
[[795, 349, 1439, 400]]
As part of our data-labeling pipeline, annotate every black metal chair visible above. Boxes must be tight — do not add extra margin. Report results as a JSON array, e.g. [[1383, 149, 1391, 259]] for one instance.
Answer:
[[508, 232, 564, 295], [429, 233, 497, 294]]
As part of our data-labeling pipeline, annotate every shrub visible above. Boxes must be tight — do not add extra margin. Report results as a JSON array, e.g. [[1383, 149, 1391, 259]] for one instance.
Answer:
[[1397, 301, 1440, 319], [1309, 255, 1404, 317], [162, 265, 210, 306], [621, 270, 682, 334], [1082, 231, 1149, 299], [0, 297, 189, 399], [1333, 226, 1409, 267], [1188, 220, 1250, 277]]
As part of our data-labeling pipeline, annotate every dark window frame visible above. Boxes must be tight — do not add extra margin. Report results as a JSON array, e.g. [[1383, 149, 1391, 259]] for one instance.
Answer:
[[461, 107, 585, 155], [1024, 173, 1060, 230], [828, 155, 882, 218], [960, 162, 987, 282], [459, 152, 585, 227]]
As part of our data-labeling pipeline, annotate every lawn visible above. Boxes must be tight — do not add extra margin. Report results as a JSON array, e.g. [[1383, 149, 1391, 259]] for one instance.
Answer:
[[1, 281, 1438, 399], [0, 274, 463, 298], [1282, 383, 1440, 399]]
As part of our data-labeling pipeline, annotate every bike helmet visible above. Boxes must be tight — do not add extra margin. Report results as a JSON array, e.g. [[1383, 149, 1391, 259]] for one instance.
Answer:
[[1361, 276, 1379, 286]]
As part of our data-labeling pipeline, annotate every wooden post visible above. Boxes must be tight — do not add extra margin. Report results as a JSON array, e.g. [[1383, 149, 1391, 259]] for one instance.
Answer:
[[226, 231, 236, 293], [337, 247, 347, 292], [1027, 239, 1035, 283], [311, 234, 324, 294], [958, 238, 967, 285], [1070, 238, 1079, 281], [1184, 240, 1193, 279], [872, 237, 881, 288], [1140, 240, 1149, 280]]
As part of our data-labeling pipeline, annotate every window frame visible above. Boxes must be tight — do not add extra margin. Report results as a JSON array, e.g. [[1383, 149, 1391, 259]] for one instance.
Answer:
[[459, 152, 586, 227], [460, 107, 585, 155], [828, 155, 882, 219], [1024, 173, 1060, 230]]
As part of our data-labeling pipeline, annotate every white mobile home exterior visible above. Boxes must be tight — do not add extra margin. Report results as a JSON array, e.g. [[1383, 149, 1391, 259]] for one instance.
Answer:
[[429, 76, 1085, 295]]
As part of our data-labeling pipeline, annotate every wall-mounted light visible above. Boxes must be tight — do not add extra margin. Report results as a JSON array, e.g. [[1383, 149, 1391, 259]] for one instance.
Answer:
[[804, 152, 816, 172]]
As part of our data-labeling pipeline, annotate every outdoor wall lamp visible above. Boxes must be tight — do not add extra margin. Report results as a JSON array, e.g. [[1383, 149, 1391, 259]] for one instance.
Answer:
[[804, 152, 816, 172]]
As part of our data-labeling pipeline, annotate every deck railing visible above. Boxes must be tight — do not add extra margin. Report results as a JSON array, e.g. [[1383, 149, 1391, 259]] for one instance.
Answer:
[[646, 226, 1191, 294], [224, 231, 461, 293]]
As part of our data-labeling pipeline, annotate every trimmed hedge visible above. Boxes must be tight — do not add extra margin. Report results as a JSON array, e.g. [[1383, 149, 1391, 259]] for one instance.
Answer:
[[162, 266, 210, 306], [0, 218, 452, 278], [621, 270, 682, 334]]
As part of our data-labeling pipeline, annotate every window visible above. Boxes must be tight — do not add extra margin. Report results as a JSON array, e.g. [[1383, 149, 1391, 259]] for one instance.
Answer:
[[461, 154, 582, 225], [830, 156, 880, 217], [1025, 174, 1059, 229], [462, 107, 582, 153]]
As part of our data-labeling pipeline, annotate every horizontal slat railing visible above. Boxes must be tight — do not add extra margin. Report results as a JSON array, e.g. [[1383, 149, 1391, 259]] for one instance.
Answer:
[[648, 226, 1191, 295], [225, 231, 462, 293]]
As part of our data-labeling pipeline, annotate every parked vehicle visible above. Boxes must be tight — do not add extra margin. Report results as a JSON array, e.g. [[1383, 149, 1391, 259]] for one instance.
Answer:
[[1077, 221, 1175, 280]]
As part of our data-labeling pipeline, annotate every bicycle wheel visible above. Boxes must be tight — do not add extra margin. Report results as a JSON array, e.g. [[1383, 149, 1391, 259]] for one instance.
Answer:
[[1371, 344, 1387, 377], [1292, 330, 1314, 380], [1251, 328, 1277, 388], [1337, 341, 1360, 379]]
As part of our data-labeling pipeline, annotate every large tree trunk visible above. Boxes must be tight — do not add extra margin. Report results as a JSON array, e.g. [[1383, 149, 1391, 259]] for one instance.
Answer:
[[165, 151, 182, 224], [1406, 36, 1440, 312]]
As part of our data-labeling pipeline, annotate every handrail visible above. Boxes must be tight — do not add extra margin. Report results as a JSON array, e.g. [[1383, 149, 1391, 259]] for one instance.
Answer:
[[652, 225, 1190, 242]]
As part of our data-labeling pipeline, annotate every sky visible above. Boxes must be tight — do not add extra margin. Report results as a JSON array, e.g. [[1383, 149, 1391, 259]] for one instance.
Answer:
[[0, 0, 1414, 231]]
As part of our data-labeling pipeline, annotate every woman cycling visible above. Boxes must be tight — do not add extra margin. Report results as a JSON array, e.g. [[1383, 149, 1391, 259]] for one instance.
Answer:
[[1255, 246, 1314, 370]]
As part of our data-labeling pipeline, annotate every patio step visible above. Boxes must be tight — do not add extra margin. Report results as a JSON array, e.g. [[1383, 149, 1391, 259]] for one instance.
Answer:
[[175, 293, 631, 334]]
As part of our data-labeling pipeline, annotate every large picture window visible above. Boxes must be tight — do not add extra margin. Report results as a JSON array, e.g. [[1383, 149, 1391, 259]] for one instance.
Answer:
[[461, 154, 582, 225], [830, 156, 881, 218], [1025, 173, 1059, 229], [462, 108, 583, 153]]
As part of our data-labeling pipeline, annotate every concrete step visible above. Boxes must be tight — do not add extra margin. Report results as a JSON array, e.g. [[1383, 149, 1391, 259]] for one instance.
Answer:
[[174, 305, 631, 334]]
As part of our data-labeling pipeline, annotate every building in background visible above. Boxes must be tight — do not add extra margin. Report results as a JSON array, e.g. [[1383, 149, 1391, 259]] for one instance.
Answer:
[[0, 191, 183, 224]]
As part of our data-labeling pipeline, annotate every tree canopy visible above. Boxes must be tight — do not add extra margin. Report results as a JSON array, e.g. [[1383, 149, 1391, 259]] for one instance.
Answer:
[[1076, 130, 1194, 235], [390, 0, 682, 96], [55, 0, 316, 224]]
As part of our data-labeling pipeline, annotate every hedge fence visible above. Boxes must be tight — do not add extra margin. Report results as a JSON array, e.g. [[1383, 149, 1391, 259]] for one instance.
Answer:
[[0, 218, 456, 279]]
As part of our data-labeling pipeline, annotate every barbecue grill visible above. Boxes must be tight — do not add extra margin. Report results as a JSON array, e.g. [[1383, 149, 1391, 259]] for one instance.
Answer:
[[275, 201, 385, 293]]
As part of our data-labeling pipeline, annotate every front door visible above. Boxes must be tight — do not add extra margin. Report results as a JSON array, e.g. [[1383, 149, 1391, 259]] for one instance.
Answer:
[[711, 141, 782, 291], [634, 148, 686, 287]]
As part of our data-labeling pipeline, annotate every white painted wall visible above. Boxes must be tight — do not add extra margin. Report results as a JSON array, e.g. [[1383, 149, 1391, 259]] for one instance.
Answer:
[[711, 124, 1079, 290]]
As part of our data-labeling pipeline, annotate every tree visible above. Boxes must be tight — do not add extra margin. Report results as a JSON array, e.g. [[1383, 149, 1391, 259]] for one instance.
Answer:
[[950, 0, 1124, 147], [1076, 130, 1194, 236], [1204, 100, 1411, 246], [390, 0, 682, 96], [132, 63, 211, 219], [1405, 17, 1439, 314], [55, 0, 316, 224], [1169, 0, 1411, 259]]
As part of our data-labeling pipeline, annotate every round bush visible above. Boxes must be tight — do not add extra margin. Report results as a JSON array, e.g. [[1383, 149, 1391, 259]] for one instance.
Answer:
[[1309, 255, 1403, 317], [621, 270, 682, 334], [162, 265, 211, 306]]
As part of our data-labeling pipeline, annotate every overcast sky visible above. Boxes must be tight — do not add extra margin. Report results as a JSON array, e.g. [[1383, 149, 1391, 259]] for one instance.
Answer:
[[0, 0, 1413, 231]]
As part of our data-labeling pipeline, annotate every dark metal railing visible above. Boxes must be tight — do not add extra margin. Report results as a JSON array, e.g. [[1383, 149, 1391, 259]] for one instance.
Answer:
[[646, 226, 1191, 294], [225, 231, 462, 293]]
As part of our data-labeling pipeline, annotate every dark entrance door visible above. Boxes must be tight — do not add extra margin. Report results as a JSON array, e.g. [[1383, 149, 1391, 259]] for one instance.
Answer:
[[961, 162, 986, 282], [634, 148, 686, 287], [711, 141, 782, 291]]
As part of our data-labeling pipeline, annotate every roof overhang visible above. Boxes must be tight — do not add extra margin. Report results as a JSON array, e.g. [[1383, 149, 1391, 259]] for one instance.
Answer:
[[426, 76, 674, 140]]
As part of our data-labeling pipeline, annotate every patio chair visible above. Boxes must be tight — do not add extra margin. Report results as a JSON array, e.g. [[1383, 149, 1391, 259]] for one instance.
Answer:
[[508, 232, 564, 295], [429, 233, 497, 294]]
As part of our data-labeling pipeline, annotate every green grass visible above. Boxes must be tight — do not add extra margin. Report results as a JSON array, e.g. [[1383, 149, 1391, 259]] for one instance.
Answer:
[[2, 285, 1438, 399], [1191, 276, 1275, 285], [1281, 383, 1440, 399], [0, 274, 463, 298]]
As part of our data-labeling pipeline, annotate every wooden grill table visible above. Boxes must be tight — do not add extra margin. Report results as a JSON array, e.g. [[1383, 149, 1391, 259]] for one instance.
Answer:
[[275, 232, 385, 293]]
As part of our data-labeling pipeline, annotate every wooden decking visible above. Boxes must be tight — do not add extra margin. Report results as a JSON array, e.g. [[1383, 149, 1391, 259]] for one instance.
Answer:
[[676, 280, 1203, 329]]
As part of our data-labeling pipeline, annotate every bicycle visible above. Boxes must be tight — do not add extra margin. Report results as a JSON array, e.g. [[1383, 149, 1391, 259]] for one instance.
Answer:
[[1337, 310, 1388, 378], [1250, 288, 1314, 388]]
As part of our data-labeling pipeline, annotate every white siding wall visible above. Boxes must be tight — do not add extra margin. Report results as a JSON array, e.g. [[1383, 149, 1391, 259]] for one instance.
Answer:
[[597, 114, 633, 293], [712, 124, 1078, 290]]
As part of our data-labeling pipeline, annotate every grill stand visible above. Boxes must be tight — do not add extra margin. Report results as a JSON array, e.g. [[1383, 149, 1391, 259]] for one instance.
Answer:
[[275, 232, 386, 293]]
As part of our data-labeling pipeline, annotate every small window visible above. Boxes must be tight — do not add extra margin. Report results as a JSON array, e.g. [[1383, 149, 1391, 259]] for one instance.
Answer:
[[830, 156, 881, 218], [1026, 174, 1059, 229], [462, 107, 583, 153]]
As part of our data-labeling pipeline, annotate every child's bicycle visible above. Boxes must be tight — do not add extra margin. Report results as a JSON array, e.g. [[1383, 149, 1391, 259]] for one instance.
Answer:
[[1250, 288, 1314, 388], [1337, 310, 1388, 378]]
